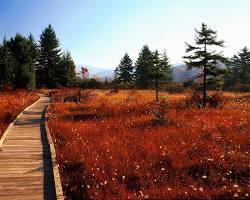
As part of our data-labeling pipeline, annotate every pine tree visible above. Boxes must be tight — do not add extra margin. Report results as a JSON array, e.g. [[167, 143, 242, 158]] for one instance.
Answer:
[[0, 38, 15, 88], [161, 50, 173, 82], [134, 45, 152, 88], [7, 33, 37, 89], [230, 47, 250, 86], [183, 23, 225, 107], [114, 53, 134, 86], [148, 50, 162, 101], [113, 67, 119, 83], [148, 50, 172, 101], [38, 24, 61, 87], [58, 51, 76, 87]]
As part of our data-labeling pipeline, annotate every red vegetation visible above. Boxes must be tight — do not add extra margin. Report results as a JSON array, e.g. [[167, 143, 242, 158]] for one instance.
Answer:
[[47, 89, 250, 200], [0, 90, 39, 137]]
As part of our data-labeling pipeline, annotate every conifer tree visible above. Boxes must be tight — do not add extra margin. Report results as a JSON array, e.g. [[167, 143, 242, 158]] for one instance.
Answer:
[[134, 45, 152, 88], [114, 53, 134, 86], [0, 38, 14, 88], [28, 34, 39, 61], [183, 23, 225, 107], [161, 50, 173, 82], [7, 33, 37, 89], [38, 24, 61, 87], [229, 47, 250, 86], [148, 50, 162, 101], [58, 51, 76, 87], [148, 50, 172, 101]]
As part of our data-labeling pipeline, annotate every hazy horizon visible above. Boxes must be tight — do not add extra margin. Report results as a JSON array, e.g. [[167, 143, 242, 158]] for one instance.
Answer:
[[1, 0, 250, 69]]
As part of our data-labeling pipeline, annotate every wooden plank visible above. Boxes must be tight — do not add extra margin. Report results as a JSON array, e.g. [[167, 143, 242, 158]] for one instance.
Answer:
[[0, 95, 57, 199]]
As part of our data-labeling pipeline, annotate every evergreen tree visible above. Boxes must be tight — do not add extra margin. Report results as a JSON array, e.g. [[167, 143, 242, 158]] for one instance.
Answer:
[[134, 45, 152, 88], [161, 50, 173, 82], [7, 33, 37, 89], [114, 53, 134, 86], [227, 47, 250, 88], [38, 24, 61, 87], [58, 51, 76, 87], [28, 34, 39, 62], [148, 50, 172, 101], [113, 67, 119, 83], [183, 23, 225, 107], [0, 38, 15, 88], [148, 50, 162, 101]]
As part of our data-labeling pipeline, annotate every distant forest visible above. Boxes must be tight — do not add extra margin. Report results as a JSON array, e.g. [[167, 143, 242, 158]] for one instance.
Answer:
[[0, 23, 250, 93]]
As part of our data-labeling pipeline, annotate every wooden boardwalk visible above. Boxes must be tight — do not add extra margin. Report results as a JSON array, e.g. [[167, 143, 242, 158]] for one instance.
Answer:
[[0, 95, 56, 200]]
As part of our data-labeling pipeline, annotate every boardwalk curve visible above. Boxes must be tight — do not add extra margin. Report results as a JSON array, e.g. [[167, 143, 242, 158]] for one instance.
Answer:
[[0, 94, 57, 200]]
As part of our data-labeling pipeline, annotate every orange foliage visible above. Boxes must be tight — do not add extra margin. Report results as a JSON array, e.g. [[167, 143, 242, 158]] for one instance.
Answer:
[[47, 89, 250, 200], [0, 90, 39, 137]]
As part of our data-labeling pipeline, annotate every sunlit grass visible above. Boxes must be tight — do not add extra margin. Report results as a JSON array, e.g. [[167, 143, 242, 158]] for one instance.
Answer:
[[48, 89, 250, 200], [0, 90, 39, 137]]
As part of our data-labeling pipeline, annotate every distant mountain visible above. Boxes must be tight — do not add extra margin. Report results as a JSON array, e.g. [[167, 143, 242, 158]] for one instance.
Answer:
[[76, 65, 114, 80], [172, 64, 200, 82], [76, 64, 202, 82]]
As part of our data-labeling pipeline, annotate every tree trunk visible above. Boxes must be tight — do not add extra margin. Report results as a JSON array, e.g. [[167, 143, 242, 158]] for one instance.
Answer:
[[155, 78, 159, 102], [203, 65, 207, 107], [203, 43, 207, 107], [242, 61, 246, 84]]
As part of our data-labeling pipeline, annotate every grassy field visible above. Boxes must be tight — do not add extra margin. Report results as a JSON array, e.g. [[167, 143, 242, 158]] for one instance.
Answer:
[[0, 90, 39, 137], [47, 89, 250, 200]]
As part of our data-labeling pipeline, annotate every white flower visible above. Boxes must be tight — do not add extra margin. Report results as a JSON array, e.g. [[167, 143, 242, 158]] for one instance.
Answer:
[[233, 193, 238, 197]]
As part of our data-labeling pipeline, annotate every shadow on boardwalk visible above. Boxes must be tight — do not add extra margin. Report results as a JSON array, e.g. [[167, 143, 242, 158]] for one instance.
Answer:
[[41, 108, 56, 199]]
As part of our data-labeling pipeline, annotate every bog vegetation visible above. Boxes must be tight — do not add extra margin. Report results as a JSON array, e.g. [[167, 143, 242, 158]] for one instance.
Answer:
[[47, 88, 250, 200], [0, 90, 39, 137]]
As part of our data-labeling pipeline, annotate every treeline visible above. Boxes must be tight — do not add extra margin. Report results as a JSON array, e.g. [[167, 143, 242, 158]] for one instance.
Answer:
[[114, 46, 173, 89], [1, 23, 250, 94], [114, 23, 250, 95], [0, 25, 76, 90]]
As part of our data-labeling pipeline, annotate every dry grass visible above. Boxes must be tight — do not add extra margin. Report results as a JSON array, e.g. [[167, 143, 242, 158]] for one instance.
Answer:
[[47, 89, 250, 200], [0, 90, 39, 137]]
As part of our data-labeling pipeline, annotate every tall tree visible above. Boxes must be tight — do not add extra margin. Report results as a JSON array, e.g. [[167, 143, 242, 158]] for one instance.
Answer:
[[161, 50, 173, 82], [38, 24, 61, 87], [134, 45, 152, 88], [183, 23, 225, 107], [148, 50, 162, 101], [7, 33, 37, 89], [229, 47, 250, 86], [114, 53, 134, 86], [58, 51, 76, 87], [148, 50, 172, 101], [0, 38, 15, 88]]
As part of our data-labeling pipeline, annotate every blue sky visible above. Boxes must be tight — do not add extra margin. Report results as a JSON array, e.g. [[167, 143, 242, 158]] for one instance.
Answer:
[[0, 0, 250, 69]]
